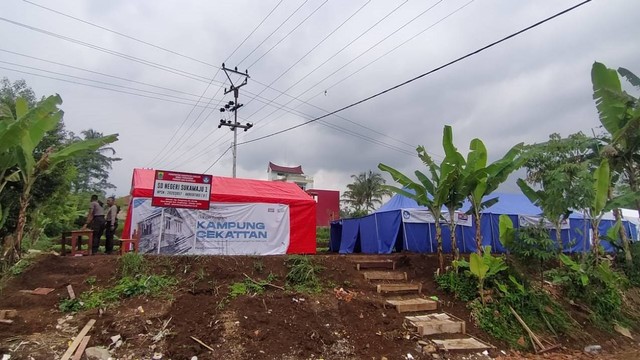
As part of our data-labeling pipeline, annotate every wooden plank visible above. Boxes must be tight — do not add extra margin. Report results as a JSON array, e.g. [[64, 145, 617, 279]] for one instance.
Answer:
[[377, 283, 422, 294], [0, 310, 17, 319], [67, 285, 76, 300], [387, 298, 437, 313], [30, 288, 55, 295], [0, 319, 13, 324], [363, 271, 407, 281], [432, 338, 490, 350], [415, 319, 464, 335], [61, 319, 96, 360], [71, 336, 91, 360]]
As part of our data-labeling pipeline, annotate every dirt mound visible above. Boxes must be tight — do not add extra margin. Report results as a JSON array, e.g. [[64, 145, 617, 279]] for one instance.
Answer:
[[0, 254, 638, 359]]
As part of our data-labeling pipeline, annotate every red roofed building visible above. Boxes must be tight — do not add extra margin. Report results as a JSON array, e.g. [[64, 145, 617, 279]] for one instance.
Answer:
[[268, 162, 314, 190], [267, 162, 339, 226]]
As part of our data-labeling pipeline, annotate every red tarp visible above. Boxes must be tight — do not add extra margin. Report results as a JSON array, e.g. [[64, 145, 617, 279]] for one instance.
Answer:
[[122, 168, 316, 254]]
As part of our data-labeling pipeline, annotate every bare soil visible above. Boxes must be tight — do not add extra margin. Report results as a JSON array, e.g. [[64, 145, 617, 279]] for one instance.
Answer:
[[0, 253, 638, 360]]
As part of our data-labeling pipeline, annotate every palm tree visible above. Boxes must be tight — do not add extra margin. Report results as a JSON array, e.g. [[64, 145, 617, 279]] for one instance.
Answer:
[[342, 170, 391, 217]]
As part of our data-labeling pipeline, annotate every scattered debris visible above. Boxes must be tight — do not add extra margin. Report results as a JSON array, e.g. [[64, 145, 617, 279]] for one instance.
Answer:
[[509, 306, 559, 354], [19, 287, 55, 295], [190, 336, 214, 352], [243, 273, 285, 290], [152, 318, 172, 343], [61, 319, 96, 360], [83, 347, 110, 360], [136, 306, 144, 314], [152, 353, 163, 360], [334, 287, 355, 302], [67, 285, 76, 299], [71, 336, 90, 360], [2, 354, 11, 360], [614, 324, 633, 339], [584, 344, 602, 355]]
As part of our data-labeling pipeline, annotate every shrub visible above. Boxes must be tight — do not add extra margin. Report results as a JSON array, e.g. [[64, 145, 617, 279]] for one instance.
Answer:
[[549, 254, 628, 329], [435, 271, 477, 302], [118, 252, 146, 277], [285, 255, 323, 293]]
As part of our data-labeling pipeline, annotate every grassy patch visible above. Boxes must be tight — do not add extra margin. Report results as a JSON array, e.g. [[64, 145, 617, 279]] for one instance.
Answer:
[[285, 255, 323, 293], [59, 274, 176, 313], [228, 273, 277, 299], [7, 257, 33, 276], [435, 270, 478, 302], [118, 252, 146, 277], [316, 226, 330, 250]]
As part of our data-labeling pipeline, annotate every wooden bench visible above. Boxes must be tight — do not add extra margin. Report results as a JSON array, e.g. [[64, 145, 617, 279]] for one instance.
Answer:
[[119, 229, 139, 255], [61, 230, 93, 256]]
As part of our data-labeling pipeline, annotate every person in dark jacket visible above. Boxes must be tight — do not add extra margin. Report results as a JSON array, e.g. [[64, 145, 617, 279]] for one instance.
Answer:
[[104, 196, 119, 254], [83, 194, 105, 254]]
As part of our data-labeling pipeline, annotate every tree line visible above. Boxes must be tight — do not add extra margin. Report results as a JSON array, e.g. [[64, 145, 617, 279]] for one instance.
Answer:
[[0, 78, 119, 267]]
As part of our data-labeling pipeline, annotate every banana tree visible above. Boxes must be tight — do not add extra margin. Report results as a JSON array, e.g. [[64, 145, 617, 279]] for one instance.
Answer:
[[592, 62, 640, 265], [436, 126, 467, 261], [464, 140, 523, 254], [4, 95, 118, 257], [378, 157, 447, 272]]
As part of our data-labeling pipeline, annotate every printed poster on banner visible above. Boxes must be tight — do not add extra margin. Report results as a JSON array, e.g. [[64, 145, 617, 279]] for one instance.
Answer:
[[152, 170, 212, 210], [401, 208, 472, 227], [518, 215, 570, 230], [130, 198, 290, 255]]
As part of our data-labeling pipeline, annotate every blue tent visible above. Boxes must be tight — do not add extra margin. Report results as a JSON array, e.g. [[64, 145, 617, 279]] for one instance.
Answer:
[[330, 193, 637, 254]]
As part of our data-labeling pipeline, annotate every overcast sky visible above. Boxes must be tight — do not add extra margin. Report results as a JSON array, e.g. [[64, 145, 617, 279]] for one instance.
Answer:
[[1, 0, 639, 198]]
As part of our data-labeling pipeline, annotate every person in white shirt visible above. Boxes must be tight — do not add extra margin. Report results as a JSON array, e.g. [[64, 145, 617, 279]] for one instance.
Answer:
[[104, 196, 119, 254]]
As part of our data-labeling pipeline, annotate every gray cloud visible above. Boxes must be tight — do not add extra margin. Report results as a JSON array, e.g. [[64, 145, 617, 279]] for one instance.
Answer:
[[0, 0, 638, 200]]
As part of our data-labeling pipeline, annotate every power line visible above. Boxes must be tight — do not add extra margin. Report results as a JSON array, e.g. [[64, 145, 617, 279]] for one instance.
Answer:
[[149, 0, 286, 168], [0, 59, 222, 105], [245, 0, 330, 69], [239, 0, 408, 121], [307, 0, 476, 102], [236, 0, 310, 66], [0, 65, 226, 109], [245, 0, 475, 151], [22, 0, 222, 70], [0, 48, 208, 98], [225, 0, 285, 63], [244, 0, 444, 132], [202, 146, 233, 173], [238, 0, 593, 146]]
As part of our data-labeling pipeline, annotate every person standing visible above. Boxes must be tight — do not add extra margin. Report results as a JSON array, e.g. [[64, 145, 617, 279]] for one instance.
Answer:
[[83, 194, 105, 254], [104, 196, 118, 254]]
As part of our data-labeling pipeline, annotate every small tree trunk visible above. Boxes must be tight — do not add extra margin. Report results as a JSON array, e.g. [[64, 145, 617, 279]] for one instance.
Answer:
[[449, 209, 459, 262], [435, 221, 444, 272], [613, 208, 633, 266], [555, 222, 563, 254], [591, 219, 600, 264], [15, 186, 32, 257], [474, 208, 482, 254]]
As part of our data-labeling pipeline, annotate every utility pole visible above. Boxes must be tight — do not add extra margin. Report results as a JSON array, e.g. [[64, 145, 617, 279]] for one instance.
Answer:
[[218, 63, 251, 178]]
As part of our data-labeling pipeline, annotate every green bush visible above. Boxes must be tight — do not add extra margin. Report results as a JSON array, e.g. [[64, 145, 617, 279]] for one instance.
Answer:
[[435, 270, 477, 302], [285, 255, 323, 293], [471, 274, 572, 349], [549, 254, 628, 329], [229, 273, 277, 299]]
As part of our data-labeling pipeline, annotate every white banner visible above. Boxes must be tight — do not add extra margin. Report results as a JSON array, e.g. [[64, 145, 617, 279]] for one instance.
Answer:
[[130, 198, 290, 255], [518, 215, 570, 230], [401, 209, 472, 227]]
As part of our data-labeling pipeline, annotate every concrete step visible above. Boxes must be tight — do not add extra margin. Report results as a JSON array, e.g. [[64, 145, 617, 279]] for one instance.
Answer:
[[386, 298, 437, 313], [355, 260, 396, 270], [363, 271, 407, 281], [405, 313, 465, 336], [377, 283, 422, 295]]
